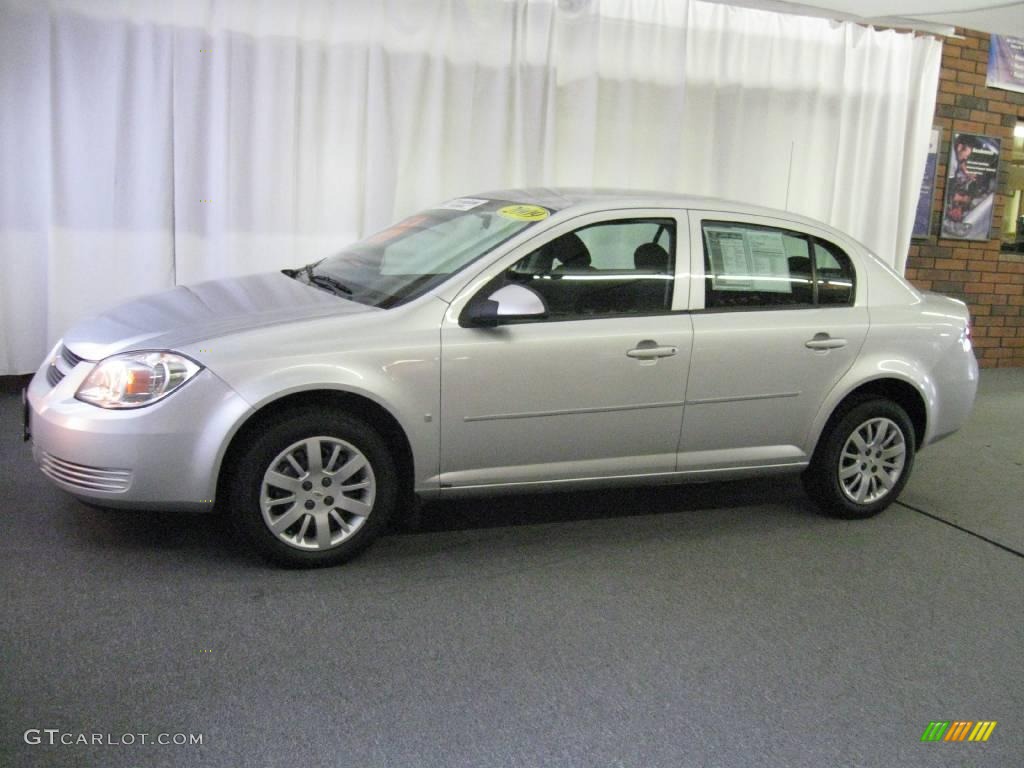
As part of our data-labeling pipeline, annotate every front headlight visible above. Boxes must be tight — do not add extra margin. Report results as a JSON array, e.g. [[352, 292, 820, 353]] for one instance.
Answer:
[[76, 351, 202, 409]]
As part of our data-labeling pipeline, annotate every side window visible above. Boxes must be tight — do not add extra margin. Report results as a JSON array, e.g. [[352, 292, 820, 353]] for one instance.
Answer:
[[576, 222, 669, 269], [701, 221, 856, 309], [703, 222, 813, 308], [505, 218, 675, 319], [812, 239, 855, 305]]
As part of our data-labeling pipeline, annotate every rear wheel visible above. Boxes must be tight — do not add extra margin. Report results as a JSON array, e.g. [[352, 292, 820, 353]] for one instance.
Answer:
[[226, 408, 397, 567], [803, 398, 915, 519]]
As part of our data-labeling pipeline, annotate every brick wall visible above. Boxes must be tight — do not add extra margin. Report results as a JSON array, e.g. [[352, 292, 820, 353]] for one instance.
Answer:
[[904, 28, 1024, 368]]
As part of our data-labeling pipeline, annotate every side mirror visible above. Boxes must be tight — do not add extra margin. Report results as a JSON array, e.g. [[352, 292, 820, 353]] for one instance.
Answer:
[[462, 298, 501, 328], [461, 284, 547, 327]]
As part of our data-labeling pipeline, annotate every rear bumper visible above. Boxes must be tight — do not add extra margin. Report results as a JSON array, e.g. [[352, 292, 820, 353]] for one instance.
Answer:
[[925, 334, 980, 446], [26, 351, 252, 510]]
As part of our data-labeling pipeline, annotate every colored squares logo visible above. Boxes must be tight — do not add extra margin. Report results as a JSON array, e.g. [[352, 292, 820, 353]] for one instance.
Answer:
[[921, 721, 997, 743], [967, 721, 998, 742]]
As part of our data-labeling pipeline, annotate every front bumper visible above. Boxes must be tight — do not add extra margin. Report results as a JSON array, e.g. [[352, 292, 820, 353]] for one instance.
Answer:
[[26, 349, 253, 510]]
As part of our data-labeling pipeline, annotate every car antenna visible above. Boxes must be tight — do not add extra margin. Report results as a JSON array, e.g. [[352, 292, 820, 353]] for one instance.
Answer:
[[784, 140, 794, 212]]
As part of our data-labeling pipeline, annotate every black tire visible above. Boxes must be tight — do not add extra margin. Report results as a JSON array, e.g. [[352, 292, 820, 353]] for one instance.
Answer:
[[802, 398, 916, 519], [225, 408, 397, 568]]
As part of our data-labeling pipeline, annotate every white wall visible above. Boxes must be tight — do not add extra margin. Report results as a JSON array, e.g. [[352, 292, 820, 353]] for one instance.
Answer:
[[0, 0, 941, 373]]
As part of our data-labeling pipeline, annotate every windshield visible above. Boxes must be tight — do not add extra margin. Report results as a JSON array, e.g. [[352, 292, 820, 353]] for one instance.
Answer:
[[290, 198, 551, 308]]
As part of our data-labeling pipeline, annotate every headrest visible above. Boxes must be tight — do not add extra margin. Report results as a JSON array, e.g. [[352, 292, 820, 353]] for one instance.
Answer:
[[634, 242, 669, 271], [550, 233, 592, 270]]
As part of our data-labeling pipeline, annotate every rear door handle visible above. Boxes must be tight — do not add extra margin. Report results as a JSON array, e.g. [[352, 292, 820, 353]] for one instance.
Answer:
[[627, 340, 678, 359], [805, 332, 847, 350]]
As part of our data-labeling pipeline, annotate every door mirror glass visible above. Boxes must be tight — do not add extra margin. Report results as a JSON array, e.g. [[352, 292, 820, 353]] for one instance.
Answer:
[[489, 284, 547, 317]]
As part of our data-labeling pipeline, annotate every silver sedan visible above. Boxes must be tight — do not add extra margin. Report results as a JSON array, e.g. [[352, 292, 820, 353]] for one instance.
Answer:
[[25, 190, 979, 567]]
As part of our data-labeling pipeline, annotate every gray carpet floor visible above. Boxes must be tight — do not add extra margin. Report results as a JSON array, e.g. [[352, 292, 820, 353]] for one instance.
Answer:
[[1, 370, 1021, 767]]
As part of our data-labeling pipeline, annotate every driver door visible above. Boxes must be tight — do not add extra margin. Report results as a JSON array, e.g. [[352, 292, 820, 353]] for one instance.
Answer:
[[439, 211, 693, 489]]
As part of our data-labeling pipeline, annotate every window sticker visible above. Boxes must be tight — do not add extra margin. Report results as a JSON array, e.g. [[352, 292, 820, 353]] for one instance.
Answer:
[[437, 198, 489, 211], [706, 229, 750, 289], [705, 227, 791, 294], [498, 204, 550, 221]]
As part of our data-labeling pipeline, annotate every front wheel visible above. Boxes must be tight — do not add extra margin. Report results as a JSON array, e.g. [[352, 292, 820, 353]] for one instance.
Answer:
[[803, 398, 916, 519], [226, 409, 397, 567]]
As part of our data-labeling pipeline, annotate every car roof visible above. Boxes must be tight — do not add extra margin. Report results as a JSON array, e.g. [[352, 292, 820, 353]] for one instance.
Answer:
[[475, 187, 840, 237]]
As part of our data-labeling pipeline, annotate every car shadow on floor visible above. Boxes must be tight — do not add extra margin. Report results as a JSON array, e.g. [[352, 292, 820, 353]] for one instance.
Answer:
[[60, 475, 816, 566], [61, 503, 255, 566], [404, 475, 815, 535]]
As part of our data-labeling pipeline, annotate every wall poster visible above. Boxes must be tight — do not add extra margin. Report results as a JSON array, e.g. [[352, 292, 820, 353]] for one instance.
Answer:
[[912, 126, 941, 238], [987, 35, 1024, 94], [940, 132, 1001, 241]]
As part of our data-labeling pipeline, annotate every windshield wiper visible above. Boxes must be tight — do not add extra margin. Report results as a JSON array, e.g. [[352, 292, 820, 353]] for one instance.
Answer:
[[307, 272, 353, 296], [284, 263, 353, 297]]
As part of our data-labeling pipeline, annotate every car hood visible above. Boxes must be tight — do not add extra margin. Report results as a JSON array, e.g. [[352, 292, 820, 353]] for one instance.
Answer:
[[63, 271, 377, 361]]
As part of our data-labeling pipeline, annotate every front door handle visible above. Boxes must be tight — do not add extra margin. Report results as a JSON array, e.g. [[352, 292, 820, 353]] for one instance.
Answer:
[[805, 332, 848, 350], [627, 340, 678, 359]]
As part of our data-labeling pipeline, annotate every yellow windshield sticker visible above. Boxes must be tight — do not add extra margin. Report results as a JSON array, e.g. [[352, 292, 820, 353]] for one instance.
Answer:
[[498, 204, 550, 221]]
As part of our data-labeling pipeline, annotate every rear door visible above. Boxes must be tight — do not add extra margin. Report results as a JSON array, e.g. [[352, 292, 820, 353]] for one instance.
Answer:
[[678, 212, 869, 469]]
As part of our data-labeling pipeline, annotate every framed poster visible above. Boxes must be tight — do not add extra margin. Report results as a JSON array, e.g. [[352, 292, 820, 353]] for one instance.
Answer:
[[987, 35, 1024, 94], [912, 127, 941, 238], [940, 132, 1001, 241]]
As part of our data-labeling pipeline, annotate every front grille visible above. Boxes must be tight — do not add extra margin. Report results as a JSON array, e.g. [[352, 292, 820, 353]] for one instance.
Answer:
[[61, 345, 84, 368], [46, 344, 88, 389], [38, 451, 132, 493]]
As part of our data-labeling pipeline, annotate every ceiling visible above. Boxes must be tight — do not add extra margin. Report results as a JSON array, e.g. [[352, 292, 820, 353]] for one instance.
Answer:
[[705, 1, 1024, 37]]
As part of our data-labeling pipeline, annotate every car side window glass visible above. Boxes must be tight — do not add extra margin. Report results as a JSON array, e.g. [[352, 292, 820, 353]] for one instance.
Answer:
[[505, 218, 675, 319], [812, 239, 856, 305], [702, 222, 813, 309]]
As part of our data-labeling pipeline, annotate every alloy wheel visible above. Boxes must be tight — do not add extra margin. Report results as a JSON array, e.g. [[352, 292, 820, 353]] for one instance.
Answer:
[[837, 417, 906, 505], [260, 436, 376, 551]]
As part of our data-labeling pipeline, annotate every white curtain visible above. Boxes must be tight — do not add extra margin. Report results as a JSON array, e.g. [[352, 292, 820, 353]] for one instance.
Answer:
[[0, 0, 941, 374]]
